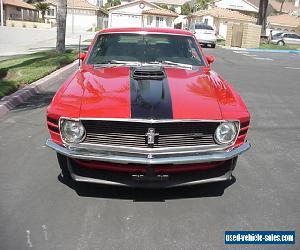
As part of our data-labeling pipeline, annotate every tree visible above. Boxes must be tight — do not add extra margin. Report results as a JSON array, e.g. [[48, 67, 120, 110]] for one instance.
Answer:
[[194, 0, 213, 11], [275, 0, 292, 13], [104, 0, 121, 8], [169, 6, 176, 12], [158, 3, 169, 9], [257, 0, 269, 35], [181, 2, 192, 15], [56, 0, 67, 52], [35, 2, 50, 22]]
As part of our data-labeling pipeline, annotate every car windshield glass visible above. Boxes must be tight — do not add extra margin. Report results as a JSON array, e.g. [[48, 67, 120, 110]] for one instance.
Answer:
[[87, 33, 205, 66], [195, 24, 213, 30], [272, 32, 282, 38]]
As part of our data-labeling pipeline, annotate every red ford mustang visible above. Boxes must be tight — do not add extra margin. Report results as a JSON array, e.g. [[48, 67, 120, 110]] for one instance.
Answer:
[[46, 27, 250, 188]]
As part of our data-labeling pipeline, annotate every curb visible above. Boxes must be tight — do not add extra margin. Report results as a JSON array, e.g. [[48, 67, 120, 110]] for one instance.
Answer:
[[0, 60, 78, 119], [221, 46, 300, 54], [246, 49, 300, 54]]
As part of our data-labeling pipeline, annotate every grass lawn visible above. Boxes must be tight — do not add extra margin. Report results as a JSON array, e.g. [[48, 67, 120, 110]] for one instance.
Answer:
[[259, 43, 300, 50], [86, 27, 102, 32], [83, 39, 92, 43], [216, 39, 225, 46], [0, 50, 77, 98]]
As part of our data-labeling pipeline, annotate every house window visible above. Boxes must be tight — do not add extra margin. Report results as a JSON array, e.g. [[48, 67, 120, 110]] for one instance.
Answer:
[[47, 9, 55, 16], [204, 18, 208, 24], [147, 16, 153, 25], [155, 16, 163, 27]]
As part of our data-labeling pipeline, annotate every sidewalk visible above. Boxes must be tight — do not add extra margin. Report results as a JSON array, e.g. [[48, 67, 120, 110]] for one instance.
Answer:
[[0, 26, 95, 57]]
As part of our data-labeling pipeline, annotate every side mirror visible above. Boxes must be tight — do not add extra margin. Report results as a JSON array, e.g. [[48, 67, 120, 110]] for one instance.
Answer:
[[79, 52, 87, 61], [205, 55, 215, 65]]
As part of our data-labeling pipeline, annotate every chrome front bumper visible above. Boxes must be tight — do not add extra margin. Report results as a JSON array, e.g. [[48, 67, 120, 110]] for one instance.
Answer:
[[46, 139, 250, 165], [197, 39, 216, 44]]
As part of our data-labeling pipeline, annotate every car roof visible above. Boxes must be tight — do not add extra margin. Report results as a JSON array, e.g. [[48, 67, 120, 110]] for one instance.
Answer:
[[98, 27, 194, 36], [281, 32, 298, 35]]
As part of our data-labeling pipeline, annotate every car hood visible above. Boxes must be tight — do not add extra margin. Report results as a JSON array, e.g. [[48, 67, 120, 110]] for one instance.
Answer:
[[51, 65, 243, 120]]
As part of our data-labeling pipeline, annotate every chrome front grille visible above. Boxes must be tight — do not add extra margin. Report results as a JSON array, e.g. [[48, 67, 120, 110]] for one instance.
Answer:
[[81, 120, 220, 149]]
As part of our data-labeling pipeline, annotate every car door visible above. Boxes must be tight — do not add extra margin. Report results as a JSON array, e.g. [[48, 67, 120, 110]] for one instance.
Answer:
[[283, 34, 299, 45], [288, 34, 300, 45]]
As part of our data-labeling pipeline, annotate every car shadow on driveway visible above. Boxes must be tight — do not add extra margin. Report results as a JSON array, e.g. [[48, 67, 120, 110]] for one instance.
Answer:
[[12, 91, 55, 111], [58, 175, 236, 201]]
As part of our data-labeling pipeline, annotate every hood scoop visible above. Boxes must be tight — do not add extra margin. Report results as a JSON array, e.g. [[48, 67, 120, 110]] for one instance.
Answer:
[[133, 67, 165, 80]]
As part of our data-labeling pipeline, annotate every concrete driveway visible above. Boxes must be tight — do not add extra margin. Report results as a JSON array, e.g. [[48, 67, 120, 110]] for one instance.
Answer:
[[0, 48, 299, 249]]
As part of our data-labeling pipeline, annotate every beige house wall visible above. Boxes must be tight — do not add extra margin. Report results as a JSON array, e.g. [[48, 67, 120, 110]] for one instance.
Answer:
[[225, 23, 233, 46], [226, 22, 261, 48], [4, 5, 38, 23], [241, 23, 261, 48], [188, 16, 256, 39], [268, 24, 298, 33], [6, 20, 55, 29]]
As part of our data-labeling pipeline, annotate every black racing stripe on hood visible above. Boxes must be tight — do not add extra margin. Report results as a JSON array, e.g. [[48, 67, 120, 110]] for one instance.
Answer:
[[130, 68, 173, 119]]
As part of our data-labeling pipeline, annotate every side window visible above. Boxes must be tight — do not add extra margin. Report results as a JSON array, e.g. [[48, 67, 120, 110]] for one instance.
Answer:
[[290, 34, 300, 39], [188, 39, 200, 61]]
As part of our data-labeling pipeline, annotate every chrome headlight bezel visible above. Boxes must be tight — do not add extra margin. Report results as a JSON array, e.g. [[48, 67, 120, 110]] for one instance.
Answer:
[[59, 118, 86, 144], [214, 121, 239, 145]]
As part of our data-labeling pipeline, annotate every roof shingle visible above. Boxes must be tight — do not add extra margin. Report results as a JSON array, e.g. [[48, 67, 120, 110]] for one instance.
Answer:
[[192, 7, 256, 22], [247, 0, 297, 13], [268, 14, 300, 28], [142, 8, 179, 17], [3, 0, 36, 10], [46, 0, 100, 10]]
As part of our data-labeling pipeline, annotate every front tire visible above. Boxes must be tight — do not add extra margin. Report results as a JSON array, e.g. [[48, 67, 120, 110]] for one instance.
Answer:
[[277, 40, 285, 46], [56, 153, 72, 180], [211, 44, 216, 48]]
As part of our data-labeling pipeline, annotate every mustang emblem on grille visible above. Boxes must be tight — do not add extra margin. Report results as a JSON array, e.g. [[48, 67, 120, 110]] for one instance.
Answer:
[[145, 128, 159, 146]]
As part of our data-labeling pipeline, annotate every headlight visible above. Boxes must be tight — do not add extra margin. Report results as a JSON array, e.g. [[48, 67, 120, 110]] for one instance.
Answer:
[[60, 119, 86, 143], [214, 122, 238, 144]]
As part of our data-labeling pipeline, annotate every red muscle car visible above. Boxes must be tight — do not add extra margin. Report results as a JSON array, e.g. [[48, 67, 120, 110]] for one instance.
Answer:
[[46, 27, 250, 188]]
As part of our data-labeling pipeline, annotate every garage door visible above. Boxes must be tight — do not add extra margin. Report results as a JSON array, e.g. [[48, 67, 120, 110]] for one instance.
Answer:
[[111, 14, 142, 28]]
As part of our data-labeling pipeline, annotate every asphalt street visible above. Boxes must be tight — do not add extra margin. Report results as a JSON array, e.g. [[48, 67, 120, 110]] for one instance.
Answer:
[[0, 48, 299, 249]]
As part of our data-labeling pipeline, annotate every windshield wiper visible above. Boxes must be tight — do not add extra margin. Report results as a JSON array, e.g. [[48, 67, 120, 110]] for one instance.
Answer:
[[148, 60, 193, 69], [93, 60, 141, 68]]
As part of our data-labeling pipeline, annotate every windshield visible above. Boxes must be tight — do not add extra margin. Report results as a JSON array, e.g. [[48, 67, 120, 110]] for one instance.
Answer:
[[273, 32, 283, 38], [87, 33, 205, 67], [194, 24, 214, 30]]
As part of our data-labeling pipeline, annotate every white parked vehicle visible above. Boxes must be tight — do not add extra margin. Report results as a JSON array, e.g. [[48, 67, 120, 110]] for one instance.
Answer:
[[192, 23, 217, 48]]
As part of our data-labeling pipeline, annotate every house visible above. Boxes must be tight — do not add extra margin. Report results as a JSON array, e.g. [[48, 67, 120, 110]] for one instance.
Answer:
[[1, 0, 38, 25], [118, 0, 188, 14], [215, 0, 299, 16], [268, 14, 300, 34], [45, 0, 108, 31], [108, 0, 178, 28], [214, 0, 258, 15], [188, 7, 256, 38], [149, 0, 188, 14]]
